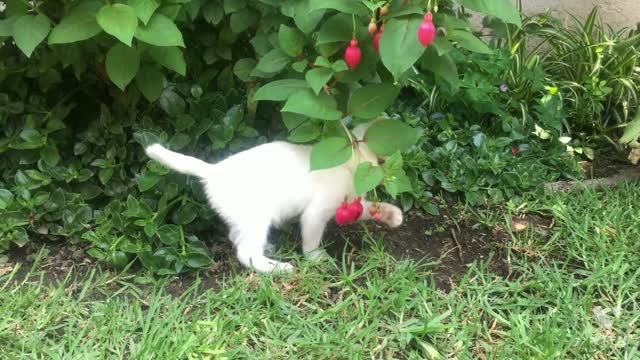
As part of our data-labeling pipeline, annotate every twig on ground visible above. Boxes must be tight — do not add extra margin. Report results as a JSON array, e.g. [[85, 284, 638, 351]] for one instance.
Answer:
[[450, 229, 464, 262], [544, 167, 640, 193]]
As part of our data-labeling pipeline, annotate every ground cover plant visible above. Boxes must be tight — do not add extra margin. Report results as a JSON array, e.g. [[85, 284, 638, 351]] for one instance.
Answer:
[[1, 183, 638, 358]]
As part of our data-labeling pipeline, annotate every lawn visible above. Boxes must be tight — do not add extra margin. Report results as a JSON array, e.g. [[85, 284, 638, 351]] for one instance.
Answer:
[[1, 183, 638, 359]]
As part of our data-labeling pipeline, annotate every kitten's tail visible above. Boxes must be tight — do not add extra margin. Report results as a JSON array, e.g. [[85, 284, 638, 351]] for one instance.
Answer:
[[145, 144, 214, 178]]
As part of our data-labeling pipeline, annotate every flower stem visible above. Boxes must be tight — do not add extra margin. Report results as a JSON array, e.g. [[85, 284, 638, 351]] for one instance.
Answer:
[[352, 14, 356, 38]]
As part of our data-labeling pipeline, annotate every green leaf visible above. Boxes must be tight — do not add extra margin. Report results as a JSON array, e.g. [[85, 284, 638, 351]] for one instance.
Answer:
[[348, 84, 400, 119], [380, 16, 425, 80], [5, 0, 29, 17], [144, 222, 157, 237], [106, 43, 140, 90], [128, 0, 159, 25], [136, 174, 161, 192], [619, 109, 640, 144], [449, 30, 492, 54], [422, 47, 459, 90], [48, 10, 102, 44], [230, 9, 257, 33], [305, 68, 333, 95], [0, 189, 14, 210], [382, 152, 412, 198], [292, 60, 308, 72], [135, 13, 184, 47], [255, 48, 291, 74], [278, 25, 305, 57], [158, 88, 186, 116], [40, 145, 60, 167], [455, 0, 521, 26], [97, 4, 138, 46], [12, 14, 51, 57], [293, 1, 325, 34], [354, 162, 384, 196], [253, 79, 309, 101], [20, 128, 42, 142], [147, 46, 186, 75], [309, 0, 368, 15], [99, 168, 114, 185], [168, 133, 191, 150], [0, 17, 18, 37], [175, 203, 198, 225], [283, 113, 321, 143], [233, 58, 257, 82], [135, 66, 164, 102], [203, 2, 224, 25], [310, 137, 353, 171], [288, 123, 321, 143], [223, 0, 246, 14], [365, 120, 419, 156], [157, 224, 180, 246], [186, 253, 212, 268], [282, 89, 342, 121], [316, 13, 351, 45]]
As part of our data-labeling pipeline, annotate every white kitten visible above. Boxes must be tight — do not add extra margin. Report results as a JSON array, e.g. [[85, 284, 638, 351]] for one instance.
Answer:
[[144, 123, 403, 273]]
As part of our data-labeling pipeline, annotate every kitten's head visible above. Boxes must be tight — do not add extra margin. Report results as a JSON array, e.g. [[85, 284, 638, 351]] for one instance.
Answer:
[[351, 118, 388, 166]]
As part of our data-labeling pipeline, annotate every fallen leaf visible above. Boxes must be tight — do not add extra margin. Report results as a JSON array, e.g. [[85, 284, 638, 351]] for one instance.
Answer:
[[511, 218, 528, 232], [628, 148, 640, 165], [0, 265, 13, 277]]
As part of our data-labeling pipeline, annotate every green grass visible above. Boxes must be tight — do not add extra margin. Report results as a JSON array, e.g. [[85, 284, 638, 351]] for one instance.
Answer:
[[1, 183, 639, 359]]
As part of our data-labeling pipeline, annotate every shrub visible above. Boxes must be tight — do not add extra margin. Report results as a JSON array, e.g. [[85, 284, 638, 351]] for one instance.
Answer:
[[0, 0, 529, 271], [529, 7, 640, 145]]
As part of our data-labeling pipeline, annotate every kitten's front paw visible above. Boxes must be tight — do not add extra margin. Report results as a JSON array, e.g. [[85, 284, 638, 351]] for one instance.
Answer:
[[305, 249, 330, 262], [273, 262, 296, 273], [377, 203, 403, 228]]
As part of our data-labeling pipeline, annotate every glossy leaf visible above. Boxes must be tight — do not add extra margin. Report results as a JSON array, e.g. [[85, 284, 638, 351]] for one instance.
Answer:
[[365, 120, 420, 156], [310, 137, 353, 171], [282, 89, 342, 121], [135, 13, 185, 47], [379, 16, 425, 80], [354, 162, 384, 196], [136, 66, 164, 102], [348, 84, 400, 119], [106, 43, 140, 90], [13, 14, 51, 57], [129, 0, 160, 25], [253, 79, 309, 101], [97, 4, 138, 46], [48, 10, 102, 44]]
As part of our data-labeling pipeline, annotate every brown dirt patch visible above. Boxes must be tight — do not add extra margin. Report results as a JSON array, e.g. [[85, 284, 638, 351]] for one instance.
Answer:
[[2, 202, 512, 295], [323, 207, 510, 292]]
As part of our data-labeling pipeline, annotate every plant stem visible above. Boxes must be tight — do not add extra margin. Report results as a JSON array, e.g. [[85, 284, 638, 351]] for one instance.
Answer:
[[352, 14, 356, 39]]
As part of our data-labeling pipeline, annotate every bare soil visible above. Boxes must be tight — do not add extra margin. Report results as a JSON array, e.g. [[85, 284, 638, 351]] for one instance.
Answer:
[[3, 201, 511, 294]]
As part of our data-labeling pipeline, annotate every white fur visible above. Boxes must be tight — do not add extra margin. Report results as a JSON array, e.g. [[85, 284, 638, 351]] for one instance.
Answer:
[[144, 124, 403, 273]]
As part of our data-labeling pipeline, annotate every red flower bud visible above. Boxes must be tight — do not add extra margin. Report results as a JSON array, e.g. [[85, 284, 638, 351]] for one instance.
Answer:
[[335, 202, 352, 226], [373, 32, 382, 53], [418, 13, 436, 47], [344, 39, 362, 70]]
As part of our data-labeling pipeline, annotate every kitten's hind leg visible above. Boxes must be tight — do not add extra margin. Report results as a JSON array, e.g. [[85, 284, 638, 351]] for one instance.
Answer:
[[231, 225, 295, 274]]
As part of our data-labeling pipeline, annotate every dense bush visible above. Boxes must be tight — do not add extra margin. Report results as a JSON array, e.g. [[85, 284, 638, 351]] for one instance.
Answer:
[[0, 0, 584, 273]]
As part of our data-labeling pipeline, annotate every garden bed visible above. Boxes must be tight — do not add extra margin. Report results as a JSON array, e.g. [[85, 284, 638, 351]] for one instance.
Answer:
[[3, 159, 637, 296]]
